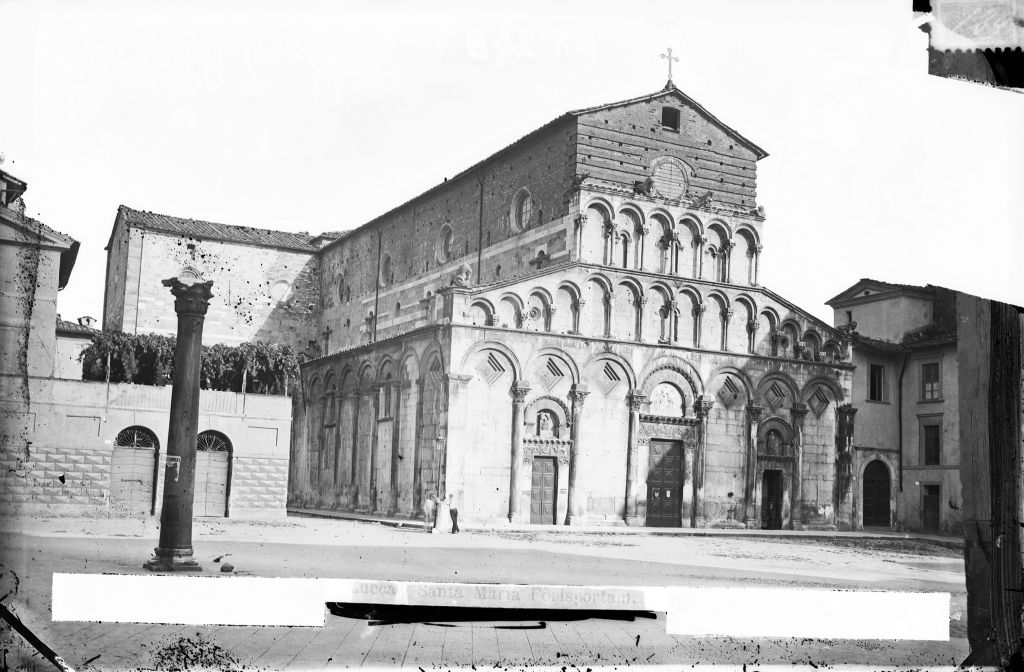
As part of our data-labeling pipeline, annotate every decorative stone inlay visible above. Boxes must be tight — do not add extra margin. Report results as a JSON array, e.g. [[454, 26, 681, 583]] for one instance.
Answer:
[[523, 438, 571, 465], [639, 416, 698, 442]]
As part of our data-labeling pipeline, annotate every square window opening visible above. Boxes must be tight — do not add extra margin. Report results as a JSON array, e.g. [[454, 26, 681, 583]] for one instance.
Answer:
[[661, 107, 681, 131]]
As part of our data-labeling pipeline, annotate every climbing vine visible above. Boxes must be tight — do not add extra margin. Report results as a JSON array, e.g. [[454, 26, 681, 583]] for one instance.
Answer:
[[79, 332, 301, 395]]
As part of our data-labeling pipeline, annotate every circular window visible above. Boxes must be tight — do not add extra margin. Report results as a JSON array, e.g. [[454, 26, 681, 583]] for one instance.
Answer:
[[651, 157, 688, 200], [435, 225, 455, 263], [379, 253, 394, 287], [511, 189, 533, 232], [269, 280, 291, 303]]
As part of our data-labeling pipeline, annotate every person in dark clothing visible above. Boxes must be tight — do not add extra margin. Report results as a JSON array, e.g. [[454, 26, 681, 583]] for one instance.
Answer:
[[448, 494, 459, 534]]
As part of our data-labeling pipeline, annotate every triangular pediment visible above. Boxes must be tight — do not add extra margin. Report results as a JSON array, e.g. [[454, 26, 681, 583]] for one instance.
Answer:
[[1, 209, 76, 251], [826, 278, 931, 307], [570, 84, 768, 160]]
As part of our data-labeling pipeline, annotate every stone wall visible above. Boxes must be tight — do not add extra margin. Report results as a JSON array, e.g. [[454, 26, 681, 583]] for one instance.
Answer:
[[575, 95, 760, 210], [0, 376, 292, 518], [109, 227, 320, 352]]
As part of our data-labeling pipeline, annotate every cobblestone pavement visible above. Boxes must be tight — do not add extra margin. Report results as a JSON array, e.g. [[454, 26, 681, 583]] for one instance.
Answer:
[[0, 515, 969, 670]]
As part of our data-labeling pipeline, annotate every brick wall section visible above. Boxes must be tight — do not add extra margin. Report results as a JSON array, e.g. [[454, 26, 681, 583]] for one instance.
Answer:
[[116, 229, 319, 352], [318, 119, 577, 353], [576, 95, 759, 210]]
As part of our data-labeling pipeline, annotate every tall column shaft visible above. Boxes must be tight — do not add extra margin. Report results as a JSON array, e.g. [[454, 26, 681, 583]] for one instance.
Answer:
[[692, 396, 714, 527], [791, 403, 808, 529], [744, 405, 764, 525], [508, 380, 530, 522], [144, 278, 213, 573], [625, 390, 646, 525], [567, 385, 589, 525], [411, 379, 425, 516]]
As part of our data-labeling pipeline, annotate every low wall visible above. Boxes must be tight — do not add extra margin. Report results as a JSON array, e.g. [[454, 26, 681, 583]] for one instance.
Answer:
[[0, 375, 292, 519]]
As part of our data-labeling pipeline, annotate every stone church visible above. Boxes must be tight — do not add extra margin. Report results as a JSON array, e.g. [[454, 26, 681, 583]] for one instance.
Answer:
[[290, 79, 858, 529]]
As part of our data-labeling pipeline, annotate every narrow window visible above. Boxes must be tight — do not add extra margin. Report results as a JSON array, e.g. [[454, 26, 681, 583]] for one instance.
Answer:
[[661, 106, 680, 131], [921, 362, 941, 400], [922, 424, 941, 465], [868, 364, 886, 402]]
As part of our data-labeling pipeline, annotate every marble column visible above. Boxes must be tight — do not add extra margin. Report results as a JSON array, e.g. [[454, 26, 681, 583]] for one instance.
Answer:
[[753, 244, 763, 285], [350, 390, 362, 494], [389, 380, 406, 513], [636, 296, 646, 342], [369, 386, 380, 512], [722, 309, 734, 350], [791, 402, 809, 529], [694, 303, 706, 348], [508, 380, 531, 522], [411, 379, 425, 516], [624, 389, 646, 525], [144, 278, 213, 573], [744, 405, 764, 525], [566, 384, 589, 525], [573, 213, 587, 260], [692, 395, 714, 527]]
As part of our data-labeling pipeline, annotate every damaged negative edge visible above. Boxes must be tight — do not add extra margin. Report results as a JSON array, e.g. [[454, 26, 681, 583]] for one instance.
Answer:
[[918, 0, 1024, 89]]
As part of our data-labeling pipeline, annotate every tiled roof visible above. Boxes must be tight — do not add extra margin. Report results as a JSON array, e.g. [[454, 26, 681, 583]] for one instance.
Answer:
[[56, 318, 99, 336], [118, 206, 333, 252]]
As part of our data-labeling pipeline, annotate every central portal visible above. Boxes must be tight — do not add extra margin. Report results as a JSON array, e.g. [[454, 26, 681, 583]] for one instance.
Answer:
[[646, 440, 684, 527], [761, 469, 783, 530], [530, 457, 557, 524]]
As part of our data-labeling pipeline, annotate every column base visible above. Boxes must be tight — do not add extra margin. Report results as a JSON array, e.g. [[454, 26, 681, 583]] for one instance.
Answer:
[[624, 515, 640, 527], [143, 548, 202, 573]]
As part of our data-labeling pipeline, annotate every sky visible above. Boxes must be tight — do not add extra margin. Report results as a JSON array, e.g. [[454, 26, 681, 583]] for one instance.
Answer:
[[2, 0, 1022, 325]]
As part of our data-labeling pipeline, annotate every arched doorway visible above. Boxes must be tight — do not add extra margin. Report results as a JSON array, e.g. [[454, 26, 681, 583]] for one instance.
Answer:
[[110, 426, 159, 516], [195, 430, 232, 517], [862, 460, 891, 528]]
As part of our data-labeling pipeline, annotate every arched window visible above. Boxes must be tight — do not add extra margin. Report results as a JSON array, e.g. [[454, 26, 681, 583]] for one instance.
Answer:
[[512, 189, 533, 231], [197, 430, 231, 453], [115, 426, 159, 450], [379, 373, 394, 417], [379, 253, 394, 287], [649, 383, 684, 417], [436, 225, 455, 263]]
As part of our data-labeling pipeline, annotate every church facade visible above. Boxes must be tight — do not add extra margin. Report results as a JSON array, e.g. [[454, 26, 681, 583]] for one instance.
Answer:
[[289, 83, 857, 529]]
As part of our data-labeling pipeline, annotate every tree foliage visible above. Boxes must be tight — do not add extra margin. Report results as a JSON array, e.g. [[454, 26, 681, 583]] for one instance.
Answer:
[[79, 331, 301, 395]]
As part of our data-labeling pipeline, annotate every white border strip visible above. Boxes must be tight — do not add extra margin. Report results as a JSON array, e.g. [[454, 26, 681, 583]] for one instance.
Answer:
[[51, 575, 950, 640]]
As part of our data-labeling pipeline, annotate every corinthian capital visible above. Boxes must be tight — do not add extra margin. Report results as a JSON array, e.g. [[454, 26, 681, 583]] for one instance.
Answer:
[[163, 278, 214, 316]]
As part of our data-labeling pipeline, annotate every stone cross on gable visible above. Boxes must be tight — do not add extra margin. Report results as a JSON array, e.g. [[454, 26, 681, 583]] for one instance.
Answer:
[[661, 47, 679, 84]]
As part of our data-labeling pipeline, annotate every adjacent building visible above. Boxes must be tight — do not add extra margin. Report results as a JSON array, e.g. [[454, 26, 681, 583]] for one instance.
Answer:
[[1, 168, 294, 518], [827, 278, 961, 534], [103, 205, 337, 355]]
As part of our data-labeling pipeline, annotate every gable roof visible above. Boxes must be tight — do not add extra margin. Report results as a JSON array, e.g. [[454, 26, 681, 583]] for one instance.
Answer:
[[826, 278, 934, 306], [570, 81, 768, 159], [113, 206, 333, 253], [321, 82, 767, 254], [2, 208, 80, 289]]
